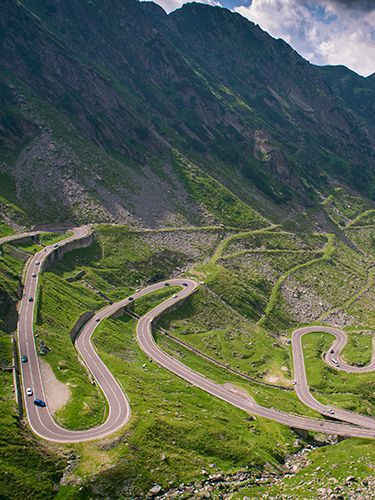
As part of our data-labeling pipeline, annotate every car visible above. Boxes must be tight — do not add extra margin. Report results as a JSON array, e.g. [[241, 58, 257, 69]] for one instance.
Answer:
[[164, 283, 170, 287], [54, 244, 59, 248], [173, 294, 178, 299], [95, 318, 100, 322], [328, 409, 334, 415], [128, 297, 134, 301], [332, 359, 338, 365], [32, 273, 37, 278], [292, 379, 297, 385], [330, 349, 334, 354], [34, 399, 46, 407], [21, 355, 28, 363], [135, 289, 140, 292], [26, 388, 33, 396], [28, 297, 34, 302], [35, 261, 40, 265], [182, 283, 188, 287]]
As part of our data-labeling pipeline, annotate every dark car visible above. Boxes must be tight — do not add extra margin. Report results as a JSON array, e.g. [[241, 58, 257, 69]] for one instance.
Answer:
[[32, 273, 37, 278], [164, 283, 170, 287], [182, 283, 188, 287], [22, 355, 28, 363], [34, 399, 46, 407], [128, 297, 134, 301], [28, 297, 34, 302]]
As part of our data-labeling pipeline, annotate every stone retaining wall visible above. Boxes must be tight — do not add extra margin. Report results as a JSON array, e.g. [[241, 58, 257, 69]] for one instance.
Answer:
[[111, 301, 134, 320], [70, 311, 95, 342], [42, 232, 95, 271]]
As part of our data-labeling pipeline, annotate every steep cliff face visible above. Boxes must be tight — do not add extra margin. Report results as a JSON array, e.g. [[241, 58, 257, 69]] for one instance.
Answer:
[[171, 7, 374, 159], [0, 0, 373, 226], [317, 65, 375, 129]]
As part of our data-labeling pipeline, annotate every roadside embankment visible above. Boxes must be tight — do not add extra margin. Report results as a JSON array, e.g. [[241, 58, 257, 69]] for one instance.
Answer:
[[42, 232, 95, 271]]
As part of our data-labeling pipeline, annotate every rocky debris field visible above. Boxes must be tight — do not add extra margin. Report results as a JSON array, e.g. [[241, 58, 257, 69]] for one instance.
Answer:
[[141, 229, 230, 262], [282, 279, 331, 323], [150, 441, 322, 498], [147, 437, 374, 499]]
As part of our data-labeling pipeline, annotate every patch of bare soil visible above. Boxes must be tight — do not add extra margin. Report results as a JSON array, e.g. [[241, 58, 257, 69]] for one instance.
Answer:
[[222, 383, 255, 402], [40, 359, 71, 414], [265, 371, 291, 386]]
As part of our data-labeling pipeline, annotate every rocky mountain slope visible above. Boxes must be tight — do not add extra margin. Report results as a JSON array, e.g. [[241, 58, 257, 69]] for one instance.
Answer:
[[317, 65, 375, 129], [0, 0, 374, 227]]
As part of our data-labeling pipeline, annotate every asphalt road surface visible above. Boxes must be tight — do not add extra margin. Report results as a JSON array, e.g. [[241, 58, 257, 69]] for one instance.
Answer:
[[0, 230, 42, 246], [137, 280, 375, 439], [15, 226, 131, 442], [292, 327, 375, 431], [9, 228, 375, 442]]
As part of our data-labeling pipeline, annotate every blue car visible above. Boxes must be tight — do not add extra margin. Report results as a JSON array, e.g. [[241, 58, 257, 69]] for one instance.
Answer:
[[34, 399, 46, 407]]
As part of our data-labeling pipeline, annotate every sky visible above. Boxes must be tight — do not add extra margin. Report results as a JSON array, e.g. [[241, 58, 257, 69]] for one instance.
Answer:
[[146, 0, 375, 77]]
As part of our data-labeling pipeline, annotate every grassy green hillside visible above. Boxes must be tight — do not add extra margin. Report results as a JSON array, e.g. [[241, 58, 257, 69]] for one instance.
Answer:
[[0, 0, 374, 493], [235, 438, 374, 498], [0, 186, 374, 497], [0, 245, 68, 498]]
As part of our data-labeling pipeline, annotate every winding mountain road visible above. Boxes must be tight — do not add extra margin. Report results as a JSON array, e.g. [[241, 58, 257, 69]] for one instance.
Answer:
[[8, 228, 375, 442], [292, 327, 375, 431], [0, 230, 42, 246]]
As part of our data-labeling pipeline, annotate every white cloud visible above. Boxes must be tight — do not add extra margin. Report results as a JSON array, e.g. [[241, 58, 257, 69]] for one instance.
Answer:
[[234, 0, 375, 76]]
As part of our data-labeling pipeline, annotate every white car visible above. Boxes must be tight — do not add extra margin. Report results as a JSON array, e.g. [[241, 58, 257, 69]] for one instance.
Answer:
[[173, 294, 178, 299], [26, 388, 33, 396], [328, 409, 334, 415]]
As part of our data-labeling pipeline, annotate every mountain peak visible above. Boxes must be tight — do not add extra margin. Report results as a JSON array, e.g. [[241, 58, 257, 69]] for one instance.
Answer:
[[0, 0, 373, 224]]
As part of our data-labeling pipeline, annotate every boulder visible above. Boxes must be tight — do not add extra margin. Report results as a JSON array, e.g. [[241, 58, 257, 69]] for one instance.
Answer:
[[149, 484, 162, 496]]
